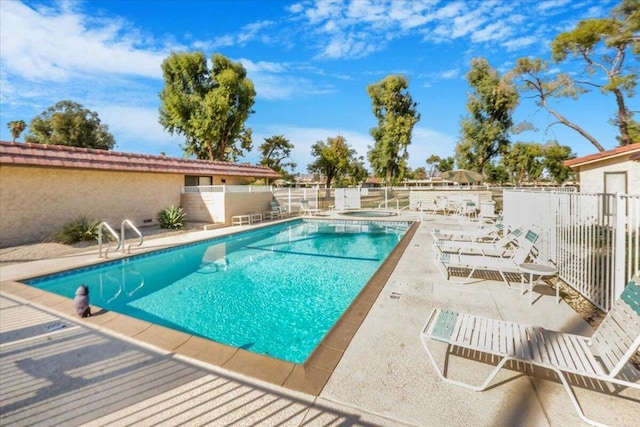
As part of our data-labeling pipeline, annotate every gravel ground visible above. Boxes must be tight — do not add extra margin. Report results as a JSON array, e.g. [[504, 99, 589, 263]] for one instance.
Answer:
[[0, 224, 208, 267]]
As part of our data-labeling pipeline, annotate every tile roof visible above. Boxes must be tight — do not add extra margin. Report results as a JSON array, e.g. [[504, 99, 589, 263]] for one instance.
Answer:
[[0, 141, 280, 178], [564, 143, 640, 168]]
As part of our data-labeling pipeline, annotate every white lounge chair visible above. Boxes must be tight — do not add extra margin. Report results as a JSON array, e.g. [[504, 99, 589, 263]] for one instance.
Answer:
[[431, 216, 505, 243], [435, 226, 540, 287], [420, 279, 640, 427], [299, 199, 320, 216], [433, 226, 525, 257]]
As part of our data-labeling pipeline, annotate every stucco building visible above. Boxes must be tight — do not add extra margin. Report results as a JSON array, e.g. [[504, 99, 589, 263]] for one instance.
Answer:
[[0, 141, 280, 247], [564, 144, 640, 194]]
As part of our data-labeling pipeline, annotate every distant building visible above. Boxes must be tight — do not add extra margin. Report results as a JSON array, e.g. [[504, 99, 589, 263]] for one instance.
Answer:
[[0, 141, 280, 246], [564, 144, 640, 194]]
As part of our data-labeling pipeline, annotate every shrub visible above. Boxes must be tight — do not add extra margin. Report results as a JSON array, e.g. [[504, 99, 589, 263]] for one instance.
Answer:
[[52, 216, 102, 244], [158, 205, 186, 229]]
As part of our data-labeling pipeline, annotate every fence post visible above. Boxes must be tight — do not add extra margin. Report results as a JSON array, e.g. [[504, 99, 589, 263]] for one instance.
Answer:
[[613, 193, 626, 300]]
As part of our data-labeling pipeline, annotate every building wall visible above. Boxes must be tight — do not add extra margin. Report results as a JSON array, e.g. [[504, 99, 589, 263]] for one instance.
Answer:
[[181, 192, 225, 223], [578, 158, 640, 194], [0, 166, 183, 247], [223, 192, 274, 224]]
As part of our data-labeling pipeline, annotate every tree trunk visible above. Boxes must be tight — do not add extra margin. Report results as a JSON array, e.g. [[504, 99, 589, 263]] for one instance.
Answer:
[[541, 99, 606, 152], [613, 88, 630, 146]]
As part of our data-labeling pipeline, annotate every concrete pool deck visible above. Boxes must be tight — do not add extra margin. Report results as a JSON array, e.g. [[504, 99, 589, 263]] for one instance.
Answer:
[[1, 214, 639, 426]]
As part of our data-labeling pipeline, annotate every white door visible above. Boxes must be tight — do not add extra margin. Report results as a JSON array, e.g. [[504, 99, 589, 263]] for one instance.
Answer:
[[604, 172, 626, 216], [334, 188, 361, 210]]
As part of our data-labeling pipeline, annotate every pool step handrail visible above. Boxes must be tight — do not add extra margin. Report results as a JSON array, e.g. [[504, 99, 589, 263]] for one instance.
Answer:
[[98, 221, 120, 258], [121, 219, 143, 254], [378, 197, 400, 212]]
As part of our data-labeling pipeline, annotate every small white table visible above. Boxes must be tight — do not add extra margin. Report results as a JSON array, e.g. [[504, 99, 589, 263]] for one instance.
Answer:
[[519, 263, 558, 305]]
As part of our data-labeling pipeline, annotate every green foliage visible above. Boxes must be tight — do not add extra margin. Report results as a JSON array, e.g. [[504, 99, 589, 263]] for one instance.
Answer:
[[457, 58, 518, 173], [425, 155, 441, 178], [349, 156, 369, 185], [542, 142, 576, 184], [437, 156, 455, 173], [410, 167, 427, 180], [307, 135, 356, 188], [25, 101, 115, 149], [550, 0, 639, 146], [501, 142, 544, 185], [366, 75, 420, 185], [7, 120, 26, 142], [484, 162, 510, 185], [159, 52, 256, 161], [52, 217, 102, 244], [157, 205, 186, 229], [259, 135, 296, 180]]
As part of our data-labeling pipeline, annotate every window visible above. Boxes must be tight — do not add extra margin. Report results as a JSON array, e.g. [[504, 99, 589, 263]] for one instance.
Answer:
[[184, 176, 213, 186]]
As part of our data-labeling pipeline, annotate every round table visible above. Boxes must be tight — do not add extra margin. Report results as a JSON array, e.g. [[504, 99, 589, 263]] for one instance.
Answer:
[[519, 263, 558, 305]]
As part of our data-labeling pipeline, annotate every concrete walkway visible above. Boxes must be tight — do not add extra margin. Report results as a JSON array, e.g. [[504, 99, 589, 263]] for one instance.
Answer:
[[1, 215, 639, 426]]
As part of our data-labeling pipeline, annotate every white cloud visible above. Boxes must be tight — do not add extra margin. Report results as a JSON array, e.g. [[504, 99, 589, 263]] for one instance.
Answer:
[[439, 69, 460, 79], [471, 22, 513, 43], [0, 1, 167, 82], [502, 36, 538, 51], [408, 127, 457, 166], [97, 104, 184, 155], [536, 0, 571, 12]]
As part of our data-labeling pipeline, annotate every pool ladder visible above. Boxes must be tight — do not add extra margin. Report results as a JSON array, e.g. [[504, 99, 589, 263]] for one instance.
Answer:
[[98, 219, 144, 258]]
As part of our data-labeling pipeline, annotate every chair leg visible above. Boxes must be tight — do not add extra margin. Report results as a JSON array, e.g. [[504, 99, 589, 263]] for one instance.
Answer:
[[420, 338, 512, 392], [555, 370, 608, 427]]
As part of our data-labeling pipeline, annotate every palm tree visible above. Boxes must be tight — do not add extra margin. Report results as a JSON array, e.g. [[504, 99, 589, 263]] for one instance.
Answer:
[[7, 120, 26, 142]]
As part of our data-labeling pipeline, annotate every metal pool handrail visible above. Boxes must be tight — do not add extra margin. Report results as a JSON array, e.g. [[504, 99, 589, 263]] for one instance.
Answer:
[[98, 221, 120, 258]]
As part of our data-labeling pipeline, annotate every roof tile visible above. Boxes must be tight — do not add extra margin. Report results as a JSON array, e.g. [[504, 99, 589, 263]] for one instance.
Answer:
[[0, 141, 280, 178]]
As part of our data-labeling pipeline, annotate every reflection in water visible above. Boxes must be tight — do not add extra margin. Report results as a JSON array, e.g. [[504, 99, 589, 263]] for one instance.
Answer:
[[99, 263, 145, 303]]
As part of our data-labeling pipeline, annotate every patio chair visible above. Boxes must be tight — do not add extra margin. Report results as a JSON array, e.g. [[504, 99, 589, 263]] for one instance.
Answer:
[[420, 279, 640, 427], [435, 226, 540, 287], [299, 199, 320, 216], [433, 226, 525, 257], [427, 197, 449, 215], [431, 216, 505, 243]]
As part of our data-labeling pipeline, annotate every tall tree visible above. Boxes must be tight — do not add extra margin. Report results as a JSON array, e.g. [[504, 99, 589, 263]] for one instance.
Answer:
[[437, 156, 455, 173], [551, 0, 639, 145], [349, 156, 369, 186], [425, 154, 441, 178], [542, 141, 576, 184], [501, 142, 544, 185], [7, 120, 26, 142], [484, 162, 510, 185], [307, 135, 356, 188], [259, 135, 296, 181], [511, 58, 606, 152], [159, 52, 256, 161], [366, 75, 420, 185], [25, 101, 115, 149], [456, 58, 519, 173]]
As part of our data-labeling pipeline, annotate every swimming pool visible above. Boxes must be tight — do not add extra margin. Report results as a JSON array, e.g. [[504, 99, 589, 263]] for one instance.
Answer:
[[25, 219, 410, 363]]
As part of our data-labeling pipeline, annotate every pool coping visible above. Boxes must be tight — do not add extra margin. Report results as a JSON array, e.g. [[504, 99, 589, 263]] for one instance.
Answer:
[[0, 219, 418, 396]]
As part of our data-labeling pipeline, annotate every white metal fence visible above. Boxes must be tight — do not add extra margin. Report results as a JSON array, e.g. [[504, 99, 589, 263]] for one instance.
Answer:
[[504, 190, 640, 311]]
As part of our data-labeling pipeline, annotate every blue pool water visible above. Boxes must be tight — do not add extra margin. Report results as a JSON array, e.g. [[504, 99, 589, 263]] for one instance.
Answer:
[[26, 219, 409, 363]]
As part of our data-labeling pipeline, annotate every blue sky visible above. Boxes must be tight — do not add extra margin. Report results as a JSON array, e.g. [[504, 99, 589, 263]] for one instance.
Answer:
[[0, 0, 629, 173]]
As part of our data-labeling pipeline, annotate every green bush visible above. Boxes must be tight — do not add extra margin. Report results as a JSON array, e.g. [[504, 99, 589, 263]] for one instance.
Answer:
[[52, 216, 102, 244], [158, 205, 186, 229]]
